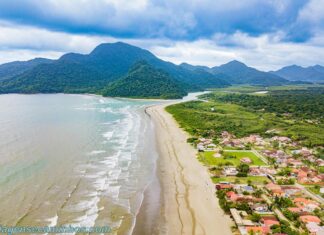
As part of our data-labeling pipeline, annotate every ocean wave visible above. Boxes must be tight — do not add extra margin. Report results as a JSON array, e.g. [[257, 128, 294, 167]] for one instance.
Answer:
[[102, 131, 114, 140], [87, 150, 106, 156]]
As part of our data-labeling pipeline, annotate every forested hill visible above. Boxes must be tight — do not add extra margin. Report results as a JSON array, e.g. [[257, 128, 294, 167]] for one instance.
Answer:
[[0, 42, 230, 97], [102, 61, 187, 99]]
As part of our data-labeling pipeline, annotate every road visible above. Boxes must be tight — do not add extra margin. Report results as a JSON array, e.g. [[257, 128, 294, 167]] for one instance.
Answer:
[[295, 183, 324, 204]]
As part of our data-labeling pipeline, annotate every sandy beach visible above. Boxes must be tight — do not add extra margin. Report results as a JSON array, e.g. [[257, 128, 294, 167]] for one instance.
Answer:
[[134, 102, 233, 235]]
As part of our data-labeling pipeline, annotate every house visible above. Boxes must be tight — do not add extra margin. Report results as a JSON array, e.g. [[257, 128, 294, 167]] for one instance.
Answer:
[[222, 167, 238, 176], [294, 198, 319, 212], [241, 157, 252, 164], [221, 131, 233, 139], [316, 159, 324, 167], [226, 191, 239, 201], [287, 159, 303, 168], [261, 216, 280, 234], [266, 183, 284, 196], [216, 183, 233, 190], [281, 186, 301, 197], [271, 136, 292, 144], [305, 222, 324, 235], [250, 204, 269, 213], [287, 207, 302, 214], [241, 185, 254, 193], [197, 144, 205, 151], [249, 166, 277, 176], [266, 183, 281, 191], [206, 143, 217, 151], [299, 215, 321, 224]]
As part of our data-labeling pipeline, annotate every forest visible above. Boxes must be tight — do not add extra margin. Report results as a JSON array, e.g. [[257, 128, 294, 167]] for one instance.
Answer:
[[202, 87, 324, 119]]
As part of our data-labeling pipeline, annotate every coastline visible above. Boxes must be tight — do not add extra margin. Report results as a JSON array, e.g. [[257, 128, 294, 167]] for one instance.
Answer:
[[134, 102, 233, 234]]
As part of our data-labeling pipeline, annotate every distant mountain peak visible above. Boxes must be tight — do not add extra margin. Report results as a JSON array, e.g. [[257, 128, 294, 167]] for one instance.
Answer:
[[272, 64, 324, 82], [227, 60, 246, 66]]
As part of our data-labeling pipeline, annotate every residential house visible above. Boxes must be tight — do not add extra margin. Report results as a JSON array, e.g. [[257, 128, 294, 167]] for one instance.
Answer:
[[294, 198, 320, 212], [222, 167, 238, 176], [305, 222, 324, 235], [216, 183, 233, 190], [299, 215, 321, 224], [241, 157, 252, 164], [250, 204, 269, 213]]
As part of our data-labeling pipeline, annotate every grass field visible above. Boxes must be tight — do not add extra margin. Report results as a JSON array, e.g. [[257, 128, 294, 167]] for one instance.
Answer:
[[211, 176, 270, 184], [198, 150, 266, 166]]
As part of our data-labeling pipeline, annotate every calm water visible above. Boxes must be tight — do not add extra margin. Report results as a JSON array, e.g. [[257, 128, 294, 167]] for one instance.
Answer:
[[0, 94, 160, 234]]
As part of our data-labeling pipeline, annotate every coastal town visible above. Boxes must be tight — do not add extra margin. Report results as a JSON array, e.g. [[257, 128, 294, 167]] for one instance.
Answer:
[[196, 131, 324, 235]]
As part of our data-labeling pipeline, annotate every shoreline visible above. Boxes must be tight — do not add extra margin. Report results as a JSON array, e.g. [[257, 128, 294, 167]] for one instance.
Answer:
[[134, 102, 233, 234]]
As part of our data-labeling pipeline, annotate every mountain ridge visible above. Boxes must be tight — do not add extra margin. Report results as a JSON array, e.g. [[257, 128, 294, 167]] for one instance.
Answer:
[[1, 42, 320, 98], [271, 64, 324, 82]]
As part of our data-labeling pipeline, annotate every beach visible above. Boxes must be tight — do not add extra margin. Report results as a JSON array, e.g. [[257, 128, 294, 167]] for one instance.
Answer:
[[134, 102, 233, 235]]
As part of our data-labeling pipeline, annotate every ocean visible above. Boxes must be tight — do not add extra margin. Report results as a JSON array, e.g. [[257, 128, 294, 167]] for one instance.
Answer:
[[0, 94, 161, 234]]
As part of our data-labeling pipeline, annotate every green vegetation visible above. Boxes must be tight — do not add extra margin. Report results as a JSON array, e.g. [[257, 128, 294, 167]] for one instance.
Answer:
[[203, 87, 324, 119], [198, 150, 265, 166], [274, 196, 294, 208], [277, 178, 295, 185], [237, 163, 250, 177], [0, 42, 230, 97], [306, 185, 324, 197], [211, 176, 269, 184], [102, 62, 187, 99], [166, 87, 324, 146], [270, 221, 299, 235]]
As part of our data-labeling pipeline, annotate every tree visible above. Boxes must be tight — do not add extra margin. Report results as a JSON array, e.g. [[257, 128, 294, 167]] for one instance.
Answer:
[[253, 189, 263, 198], [237, 163, 250, 177], [251, 213, 261, 222]]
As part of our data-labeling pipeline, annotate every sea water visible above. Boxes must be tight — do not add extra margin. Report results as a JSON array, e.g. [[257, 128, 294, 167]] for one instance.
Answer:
[[0, 94, 160, 234]]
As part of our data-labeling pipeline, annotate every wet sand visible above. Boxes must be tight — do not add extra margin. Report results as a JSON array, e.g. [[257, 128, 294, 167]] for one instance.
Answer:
[[134, 103, 233, 235]]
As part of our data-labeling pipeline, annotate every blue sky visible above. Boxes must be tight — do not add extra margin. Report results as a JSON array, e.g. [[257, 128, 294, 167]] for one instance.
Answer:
[[0, 0, 323, 70]]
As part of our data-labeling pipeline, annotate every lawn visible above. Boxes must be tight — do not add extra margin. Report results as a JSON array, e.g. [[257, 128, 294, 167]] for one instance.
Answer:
[[198, 150, 266, 166], [211, 176, 270, 185]]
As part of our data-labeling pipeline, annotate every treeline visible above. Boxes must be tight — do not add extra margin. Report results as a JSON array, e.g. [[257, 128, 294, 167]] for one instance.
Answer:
[[205, 87, 324, 120]]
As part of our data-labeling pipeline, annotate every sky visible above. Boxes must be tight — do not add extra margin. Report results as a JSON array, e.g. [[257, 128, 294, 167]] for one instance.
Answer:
[[0, 0, 323, 71]]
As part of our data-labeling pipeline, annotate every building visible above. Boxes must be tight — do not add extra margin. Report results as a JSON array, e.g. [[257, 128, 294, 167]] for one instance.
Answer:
[[241, 157, 252, 164], [299, 215, 321, 224], [222, 167, 238, 176], [250, 204, 269, 213]]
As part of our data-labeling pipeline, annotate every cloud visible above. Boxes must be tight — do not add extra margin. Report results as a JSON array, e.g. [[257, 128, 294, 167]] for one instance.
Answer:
[[0, 0, 310, 41], [1, 20, 323, 71], [0, 1, 323, 70], [150, 32, 324, 71]]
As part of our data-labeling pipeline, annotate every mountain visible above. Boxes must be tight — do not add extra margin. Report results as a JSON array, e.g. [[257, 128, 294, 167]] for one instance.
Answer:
[[179, 62, 210, 72], [0, 42, 230, 96], [211, 60, 289, 86], [0, 58, 53, 81], [271, 65, 324, 82], [102, 61, 187, 99]]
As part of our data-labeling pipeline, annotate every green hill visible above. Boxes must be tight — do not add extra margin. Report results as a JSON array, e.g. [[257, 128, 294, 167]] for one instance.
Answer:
[[0, 42, 230, 97], [102, 61, 187, 99]]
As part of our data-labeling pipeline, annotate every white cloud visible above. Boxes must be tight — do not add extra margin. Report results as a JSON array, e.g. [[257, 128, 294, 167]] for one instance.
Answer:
[[150, 32, 324, 71], [0, 21, 323, 71]]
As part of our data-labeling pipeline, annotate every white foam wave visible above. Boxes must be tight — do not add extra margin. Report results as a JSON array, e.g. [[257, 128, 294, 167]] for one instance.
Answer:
[[88, 150, 106, 156], [102, 131, 114, 140]]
